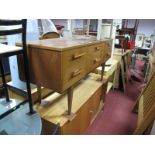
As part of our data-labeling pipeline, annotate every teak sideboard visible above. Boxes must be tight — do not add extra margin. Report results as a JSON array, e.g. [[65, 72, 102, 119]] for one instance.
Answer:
[[18, 36, 112, 115]]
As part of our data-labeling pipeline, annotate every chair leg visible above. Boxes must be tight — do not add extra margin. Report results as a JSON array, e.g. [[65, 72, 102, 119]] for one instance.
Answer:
[[22, 54, 35, 114], [0, 59, 10, 102]]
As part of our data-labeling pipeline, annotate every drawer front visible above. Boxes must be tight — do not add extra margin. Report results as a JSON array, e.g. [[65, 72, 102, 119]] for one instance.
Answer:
[[87, 43, 106, 71], [18, 48, 62, 92], [62, 47, 87, 68], [62, 47, 88, 90]]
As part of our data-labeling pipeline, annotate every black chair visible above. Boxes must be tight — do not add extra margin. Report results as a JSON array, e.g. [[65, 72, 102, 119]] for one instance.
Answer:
[[0, 19, 35, 119]]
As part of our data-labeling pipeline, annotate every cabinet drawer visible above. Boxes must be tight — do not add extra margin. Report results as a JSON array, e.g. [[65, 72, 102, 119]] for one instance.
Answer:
[[88, 43, 106, 71], [62, 47, 88, 90], [63, 66, 85, 83], [62, 47, 87, 68]]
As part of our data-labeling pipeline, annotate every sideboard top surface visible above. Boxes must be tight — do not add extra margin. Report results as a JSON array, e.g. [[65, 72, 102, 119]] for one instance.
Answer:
[[27, 35, 111, 51]]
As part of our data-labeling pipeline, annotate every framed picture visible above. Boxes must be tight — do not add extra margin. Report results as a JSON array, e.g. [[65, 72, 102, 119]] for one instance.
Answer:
[[135, 34, 145, 47]]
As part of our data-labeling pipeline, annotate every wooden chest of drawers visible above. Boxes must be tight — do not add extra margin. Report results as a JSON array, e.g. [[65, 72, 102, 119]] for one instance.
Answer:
[[18, 36, 112, 114], [19, 36, 112, 92]]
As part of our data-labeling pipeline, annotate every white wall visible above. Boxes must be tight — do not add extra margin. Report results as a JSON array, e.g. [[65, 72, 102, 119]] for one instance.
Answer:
[[137, 19, 155, 36]]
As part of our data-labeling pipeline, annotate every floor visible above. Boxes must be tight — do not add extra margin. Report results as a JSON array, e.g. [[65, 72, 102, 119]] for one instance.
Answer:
[[86, 60, 144, 135]]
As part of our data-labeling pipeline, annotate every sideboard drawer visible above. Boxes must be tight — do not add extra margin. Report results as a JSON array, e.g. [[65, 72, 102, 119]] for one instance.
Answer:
[[88, 43, 106, 71], [62, 63, 86, 91], [62, 47, 87, 68], [61, 47, 88, 90]]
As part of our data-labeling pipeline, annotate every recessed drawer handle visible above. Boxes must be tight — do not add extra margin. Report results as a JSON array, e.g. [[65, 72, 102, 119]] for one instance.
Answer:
[[73, 52, 86, 60], [95, 46, 101, 51], [94, 58, 101, 64], [72, 69, 82, 78]]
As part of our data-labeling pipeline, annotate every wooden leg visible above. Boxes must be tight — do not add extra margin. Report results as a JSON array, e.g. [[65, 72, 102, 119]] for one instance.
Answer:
[[124, 55, 128, 83], [120, 60, 126, 92], [67, 86, 73, 115], [37, 85, 42, 104], [101, 63, 105, 81], [114, 64, 120, 89], [112, 69, 117, 90], [143, 59, 150, 84]]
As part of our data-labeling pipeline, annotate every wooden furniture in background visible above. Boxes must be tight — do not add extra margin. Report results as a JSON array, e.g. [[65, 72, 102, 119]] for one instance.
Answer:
[[35, 73, 108, 135], [117, 19, 139, 49], [144, 53, 155, 84], [112, 48, 132, 91], [18, 36, 112, 115], [133, 71, 155, 134], [94, 59, 118, 93], [104, 59, 118, 93]]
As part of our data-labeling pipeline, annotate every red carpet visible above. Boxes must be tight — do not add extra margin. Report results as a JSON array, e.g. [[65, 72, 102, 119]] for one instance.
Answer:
[[85, 60, 144, 135]]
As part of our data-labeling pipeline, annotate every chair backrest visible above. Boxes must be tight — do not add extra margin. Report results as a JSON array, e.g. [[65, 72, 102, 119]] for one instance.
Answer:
[[41, 32, 60, 39], [0, 19, 26, 39], [0, 19, 27, 53], [134, 71, 155, 134], [0, 20, 27, 75]]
